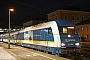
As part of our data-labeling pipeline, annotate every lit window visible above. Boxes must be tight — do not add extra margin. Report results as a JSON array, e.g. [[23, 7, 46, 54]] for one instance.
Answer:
[[86, 27, 88, 31], [86, 34, 89, 39], [58, 26, 76, 34], [81, 27, 84, 31], [63, 27, 67, 33]]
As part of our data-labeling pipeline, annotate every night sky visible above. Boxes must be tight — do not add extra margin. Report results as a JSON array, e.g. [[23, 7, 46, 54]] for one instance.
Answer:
[[0, 0, 90, 28]]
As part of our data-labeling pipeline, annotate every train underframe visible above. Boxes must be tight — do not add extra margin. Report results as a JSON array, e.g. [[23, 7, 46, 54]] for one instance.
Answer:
[[16, 42, 83, 56], [1, 40, 83, 57], [56, 48, 83, 57]]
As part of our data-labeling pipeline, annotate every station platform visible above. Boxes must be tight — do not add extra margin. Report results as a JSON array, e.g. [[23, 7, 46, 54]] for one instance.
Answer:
[[0, 47, 17, 60]]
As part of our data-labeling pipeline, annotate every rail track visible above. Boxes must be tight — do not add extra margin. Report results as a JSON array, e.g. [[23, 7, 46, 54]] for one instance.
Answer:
[[67, 42, 90, 60]]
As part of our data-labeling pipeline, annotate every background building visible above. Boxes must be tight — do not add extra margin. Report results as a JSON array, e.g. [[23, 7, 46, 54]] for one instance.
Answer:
[[76, 20, 90, 41], [47, 9, 90, 24]]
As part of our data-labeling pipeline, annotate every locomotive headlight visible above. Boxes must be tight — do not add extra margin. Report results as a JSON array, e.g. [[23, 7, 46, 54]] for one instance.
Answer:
[[75, 43, 79, 46], [61, 43, 66, 46], [68, 35, 71, 37]]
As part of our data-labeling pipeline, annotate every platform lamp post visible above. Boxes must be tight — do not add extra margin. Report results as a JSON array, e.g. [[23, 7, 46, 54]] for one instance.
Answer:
[[8, 9, 14, 49]]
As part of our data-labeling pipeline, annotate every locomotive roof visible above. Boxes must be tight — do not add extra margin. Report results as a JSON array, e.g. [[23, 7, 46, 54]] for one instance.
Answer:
[[19, 19, 76, 33], [54, 20, 76, 26]]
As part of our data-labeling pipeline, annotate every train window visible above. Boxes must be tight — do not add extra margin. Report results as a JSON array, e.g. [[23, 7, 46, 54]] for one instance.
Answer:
[[48, 28, 52, 34], [58, 26, 67, 34], [68, 27, 75, 34], [59, 27, 63, 33], [58, 26, 76, 34], [63, 27, 67, 33]]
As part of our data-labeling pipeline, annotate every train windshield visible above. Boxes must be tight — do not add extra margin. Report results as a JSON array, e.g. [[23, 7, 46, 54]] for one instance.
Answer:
[[58, 26, 77, 34]]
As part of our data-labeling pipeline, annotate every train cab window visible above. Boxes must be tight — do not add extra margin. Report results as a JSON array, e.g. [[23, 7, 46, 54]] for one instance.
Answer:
[[63, 27, 67, 33], [48, 28, 52, 34], [59, 26, 67, 34], [68, 27, 75, 34], [58, 26, 77, 34]]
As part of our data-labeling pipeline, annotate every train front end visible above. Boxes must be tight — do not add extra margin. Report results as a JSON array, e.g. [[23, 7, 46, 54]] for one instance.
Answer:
[[55, 20, 81, 54], [59, 26, 80, 54]]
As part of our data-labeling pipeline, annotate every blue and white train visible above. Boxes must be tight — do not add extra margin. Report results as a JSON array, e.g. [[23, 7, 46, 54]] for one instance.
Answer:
[[0, 20, 80, 55]]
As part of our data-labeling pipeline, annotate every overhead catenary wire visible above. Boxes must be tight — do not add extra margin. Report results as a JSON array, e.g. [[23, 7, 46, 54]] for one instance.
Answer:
[[12, 0, 53, 11], [61, 0, 85, 9]]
